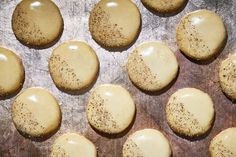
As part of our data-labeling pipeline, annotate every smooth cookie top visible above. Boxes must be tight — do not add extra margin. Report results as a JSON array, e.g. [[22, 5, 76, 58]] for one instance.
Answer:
[[166, 88, 215, 137], [12, 0, 63, 48], [126, 42, 178, 92], [86, 84, 135, 134], [177, 9, 227, 60], [123, 129, 171, 157], [89, 0, 141, 48], [0, 47, 25, 97]]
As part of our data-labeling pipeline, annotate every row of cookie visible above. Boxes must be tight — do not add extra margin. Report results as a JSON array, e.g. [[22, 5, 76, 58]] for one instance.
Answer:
[[11, 0, 188, 49], [9, 84, 236, 157], [12, 0, 227, 64], [1, 38, 235, 101]]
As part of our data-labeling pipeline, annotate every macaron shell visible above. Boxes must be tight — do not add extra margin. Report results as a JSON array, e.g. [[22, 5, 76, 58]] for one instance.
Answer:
[[12, 87, 61, 138], [141, 0, 187, 14], [219, 54, 236, 100], [210, 128, 236, 157], [166, 88, 215, 137], [89, 0, 141, 48], [0, 47, 24, 97], [123, 129, 171, 157], [126, 42, 178, 91], [86, 84, 135, 134], [51, 133, 97, 157], [49, 41, 99, 92], [177, 9, 227, 60], [12, 0, 63, 48]]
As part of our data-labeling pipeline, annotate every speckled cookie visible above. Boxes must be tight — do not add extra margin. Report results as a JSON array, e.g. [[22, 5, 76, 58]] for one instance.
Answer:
[[123, 129, 171, 157], [141, 0, 187, 14], [0, 47, 25, 98], [86, 84, 135, 134], [49, 41, 99, 93], [126, 42, 179, 92], [176, 9, 227, 60], [209, 128, 236, 157], [50, 133, 97, 157], [166, 88, 215, 137], [219, 54, 236, 101], [89, 0, 141, 49], [11, 87, 61, 139], [12, 0, 64, 48]]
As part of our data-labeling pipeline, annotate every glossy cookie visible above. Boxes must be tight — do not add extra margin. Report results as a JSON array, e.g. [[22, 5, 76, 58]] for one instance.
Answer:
[[11, 87, 61, 139], [141, 0, 187, 15], [89, 0, 141, 49], [123, 129, 171, 157], [50, 133, 97, 157], [166, 88, 215, 137], [176, 9, 227, 61], [12, 0, 63, 48], [209, 128, 236, 157], [49, 41, 99, 93], [0, 47, 24, 97], [126, 42, 178, 92], [86, 84, 135, 134], [219, 54, 236, 101]]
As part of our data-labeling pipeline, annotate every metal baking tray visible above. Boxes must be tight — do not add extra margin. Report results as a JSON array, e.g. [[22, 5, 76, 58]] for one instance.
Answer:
[[0, 0, 236, 156]]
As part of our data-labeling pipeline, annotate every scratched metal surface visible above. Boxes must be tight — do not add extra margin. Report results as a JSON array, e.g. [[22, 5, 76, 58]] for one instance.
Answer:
[[0, 0, 236, 156]]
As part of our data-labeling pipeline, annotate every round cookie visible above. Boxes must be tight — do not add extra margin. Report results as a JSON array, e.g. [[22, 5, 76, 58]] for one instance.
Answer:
[[86, 84, 135, 134], [219, 54, 236, 101], [0, 47, 25, 97], [11, 87, 61, 139], [126, 42, 179, 92], [166, 88, 215, 137], [141, 0, 187, 14], [49, 41, 99, 93], [123, 129, 171, 157], [50, 133, 97, 157], [12, 0, 64, 48], [176, 9, 227, 61], [209, 128, 236, 157], [89, 0, 141, 49]]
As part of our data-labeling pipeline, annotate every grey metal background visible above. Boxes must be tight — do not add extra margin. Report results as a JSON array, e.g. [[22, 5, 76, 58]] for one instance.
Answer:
[[0, 0, 236, 156]]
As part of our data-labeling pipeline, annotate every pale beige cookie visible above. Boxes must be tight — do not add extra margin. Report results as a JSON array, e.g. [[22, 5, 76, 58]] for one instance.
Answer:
[[123, 129, 171, 157], [50, 133, 97, 157], [209, 128, 236, 157], [126, 42, 178, 92], [166, 88, 215, 137], [0, 47, 25, 97], [176, 9, 227, 60], [86, 84, 135, 134], [219, 54, 236, 101], [141, 0, 187, 14], [11, 87, 61, 139], [89, 0, 141, 49], [12, 0, 64, 48], [49, 41, 99, 93]]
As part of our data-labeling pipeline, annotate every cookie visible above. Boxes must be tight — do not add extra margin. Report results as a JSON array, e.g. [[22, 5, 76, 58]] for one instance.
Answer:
[[126, 42, 179, 92], [141, 0, 187, 14], [123, 129, 171, 157], [166, 88, 215, 137], [12, 0, 64, 48], [209, 128, 236, 157], [86, 84, 135, 134], [219, 54, 236, 101], [11, 87, 61, 139], [49, 41, 99, 93], [0, 47, 25, 97], [176, 9, 227, 60], [89, 0, 141, 49], [50, 133, 97, 157]]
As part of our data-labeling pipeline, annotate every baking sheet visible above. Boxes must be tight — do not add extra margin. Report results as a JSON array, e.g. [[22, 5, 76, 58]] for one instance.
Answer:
[[0, 0, 236, 156]]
